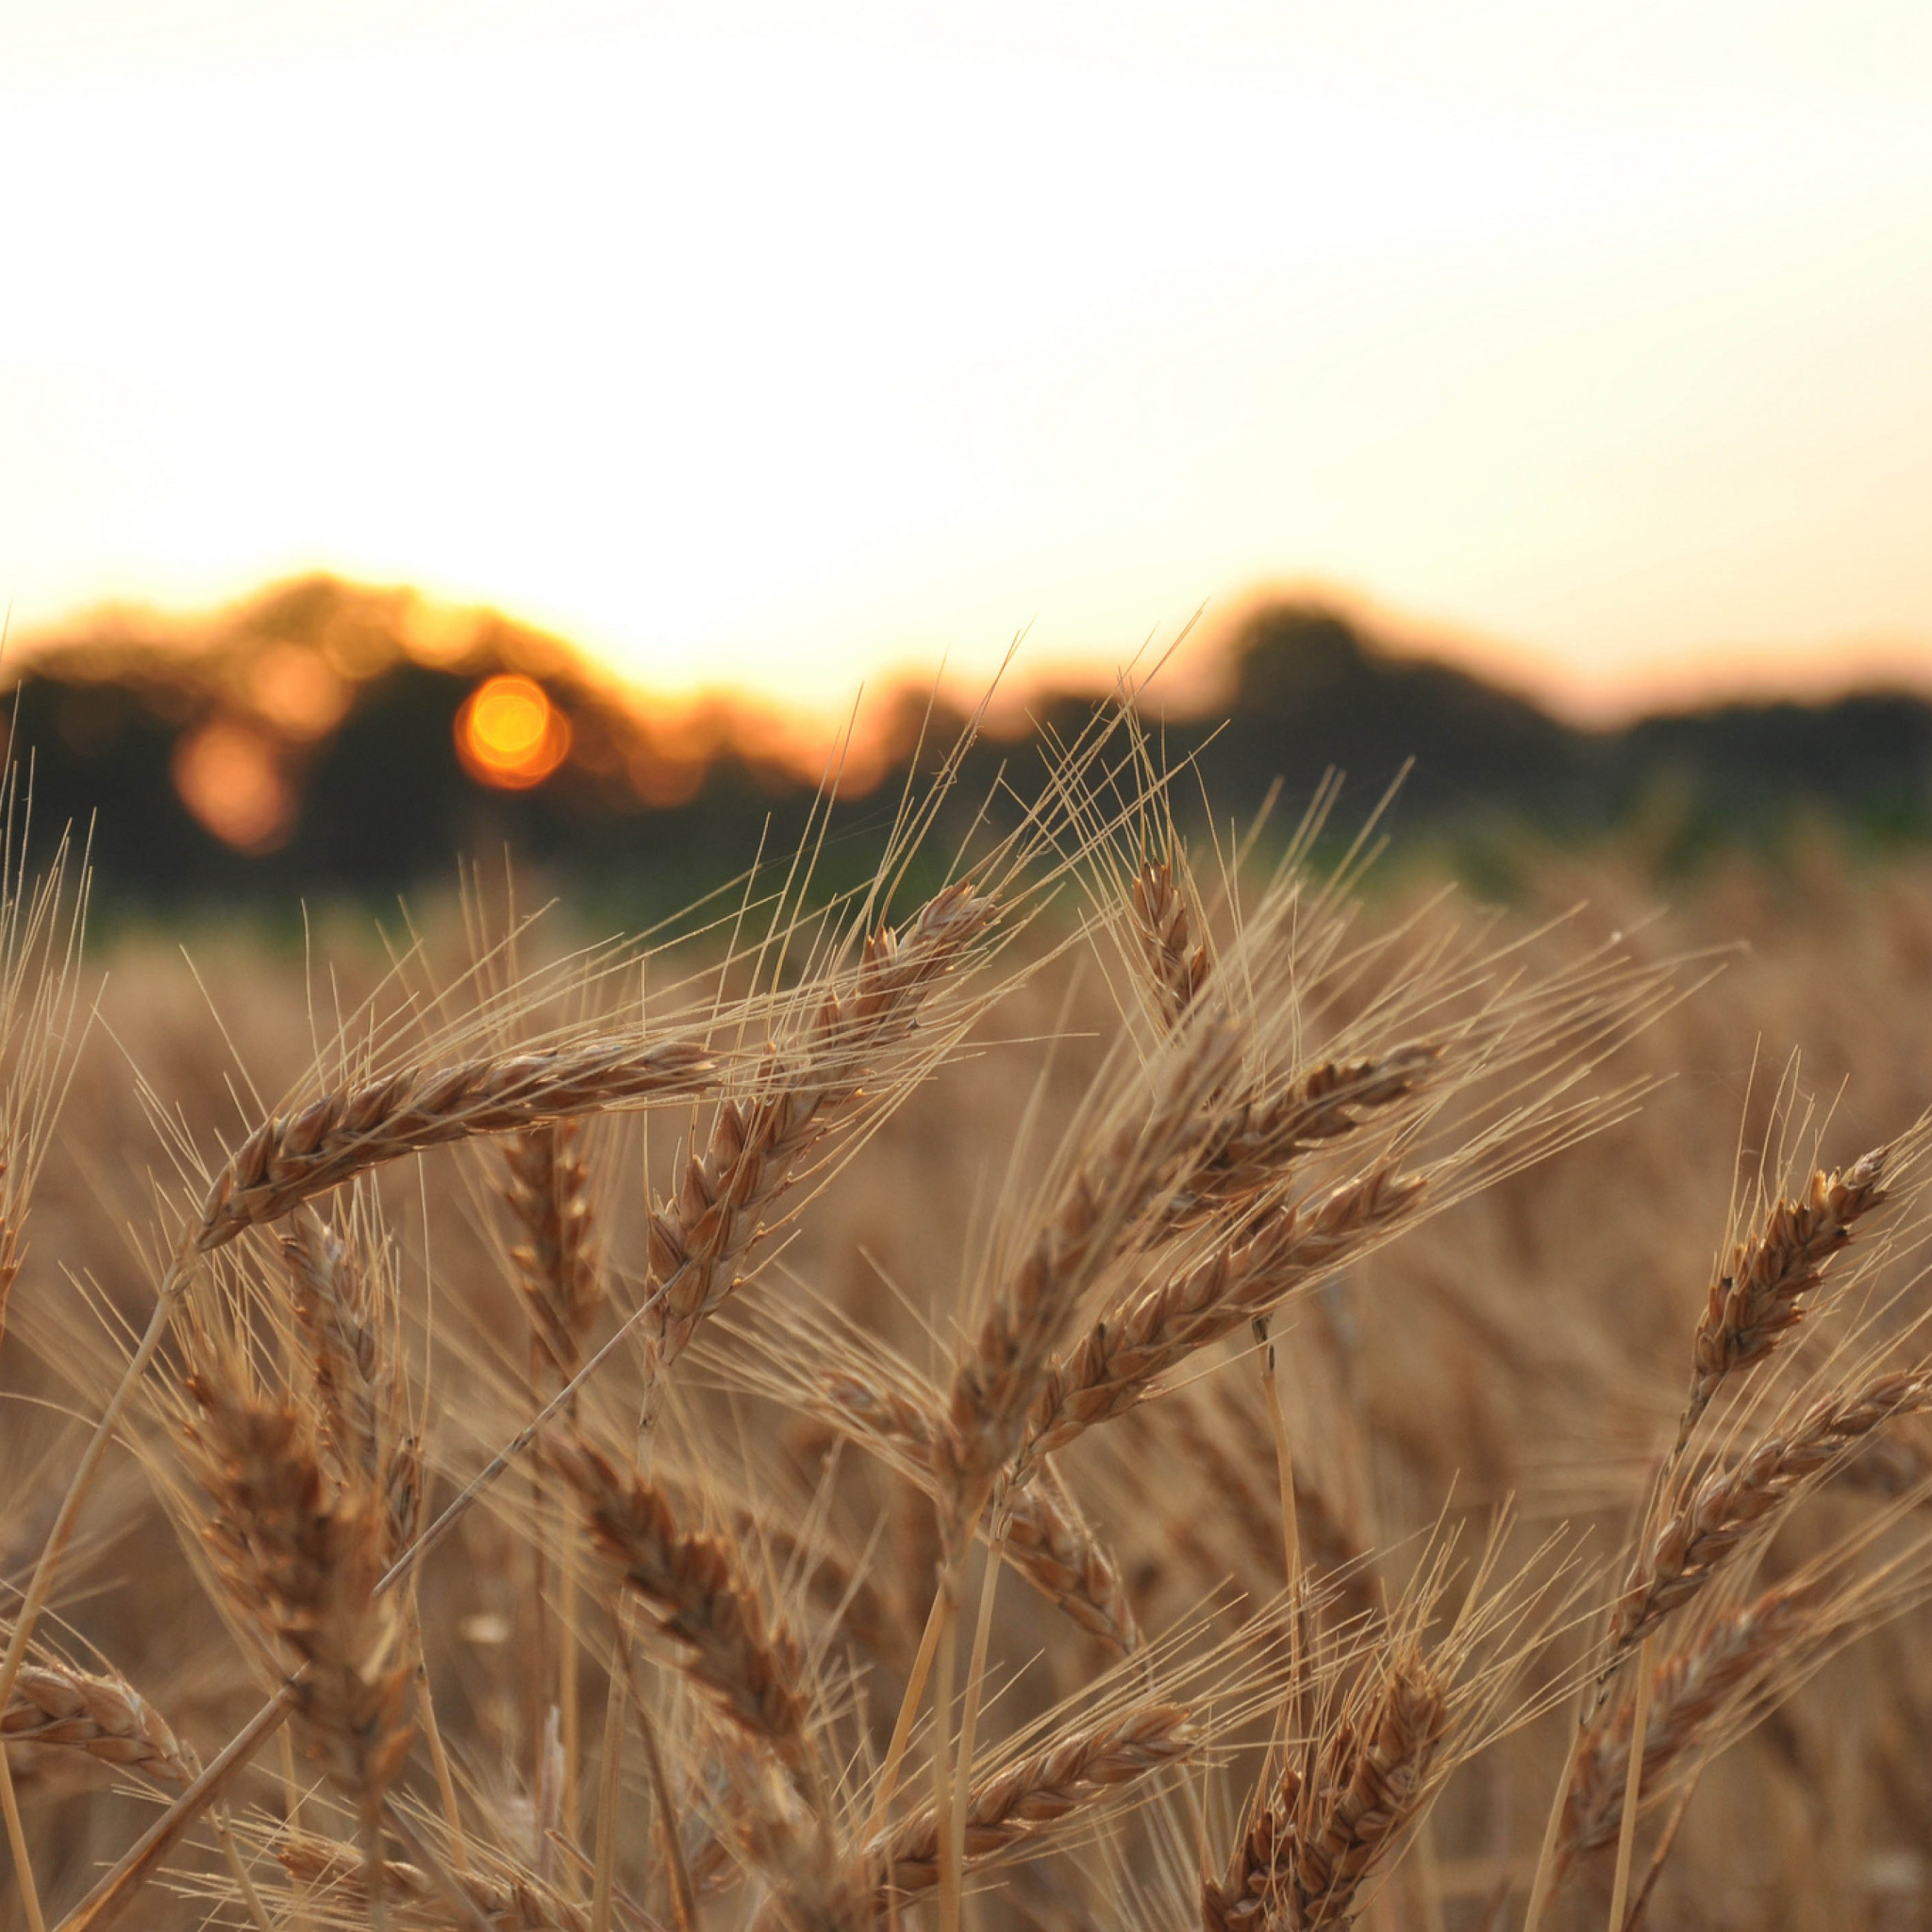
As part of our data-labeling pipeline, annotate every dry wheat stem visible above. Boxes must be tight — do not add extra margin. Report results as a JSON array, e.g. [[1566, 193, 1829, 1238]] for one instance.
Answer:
[[2, 1657, 196, 1787], [1610, 1369, 1932, 1657], [1606, 1635, 1653, 1932], [873, 1703, 1196, 1899], [1678, 1144, 1891, 1448], [199, 1036, 714, 1249]]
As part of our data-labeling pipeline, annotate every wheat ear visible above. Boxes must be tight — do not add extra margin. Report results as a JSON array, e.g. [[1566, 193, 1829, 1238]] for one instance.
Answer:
[[2, 1658, 195, 1787], [1132, 857, 1212, 1025], [181, 1374, 417, 1819], [937, 1027, 1239, 1544], [1611, 1369, 1932, 1657], [503, 1120, 604, 1383], [1678, 1143, 1891, 1447], [1169, 1046, 1442, 1228], [199, 1036, 713, 1248], [874, 1704, 1195, 1898], [1001, 1478, 1143, 1656], [1559, 1583, 1811, 1877], [1022, 1165, 1426, 1475], [641, 883, 993, 1412], [1203, 1654, 1448, 1932], [277, 1834, 591, 1931], [545, 1435, 812, 1770]]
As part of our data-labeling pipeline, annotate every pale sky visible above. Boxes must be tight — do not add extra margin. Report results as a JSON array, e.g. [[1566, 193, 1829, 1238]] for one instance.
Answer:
[[4, 2, 1930, 722]]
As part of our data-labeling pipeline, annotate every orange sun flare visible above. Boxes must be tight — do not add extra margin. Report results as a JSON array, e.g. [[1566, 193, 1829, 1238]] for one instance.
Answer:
[[456, 674, 572, 790]]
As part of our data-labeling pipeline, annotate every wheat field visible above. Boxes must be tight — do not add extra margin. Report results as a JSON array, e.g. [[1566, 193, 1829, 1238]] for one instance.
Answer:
[[5, 705, 1932, 1932]]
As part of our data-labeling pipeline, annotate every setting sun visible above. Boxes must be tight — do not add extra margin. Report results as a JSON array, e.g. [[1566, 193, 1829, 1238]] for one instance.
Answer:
[[457, 675, 570, 789]]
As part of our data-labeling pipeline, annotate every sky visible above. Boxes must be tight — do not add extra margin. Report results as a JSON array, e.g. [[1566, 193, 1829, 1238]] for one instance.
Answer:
[[4, 2, 1930, 724]]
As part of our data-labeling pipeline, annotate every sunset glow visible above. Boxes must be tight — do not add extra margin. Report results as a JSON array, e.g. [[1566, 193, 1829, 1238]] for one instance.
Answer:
[[457, 675, 572, 790], [4, 4, 1930, 722]]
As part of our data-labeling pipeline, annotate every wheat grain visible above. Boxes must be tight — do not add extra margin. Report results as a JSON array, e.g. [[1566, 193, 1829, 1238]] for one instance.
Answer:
[[2, 1659, 194, 1787]]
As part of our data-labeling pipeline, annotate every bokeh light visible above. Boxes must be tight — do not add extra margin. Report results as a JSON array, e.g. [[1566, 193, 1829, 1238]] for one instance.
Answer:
[[457, 674, 571, 789], [171, 718, 294, 850]]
